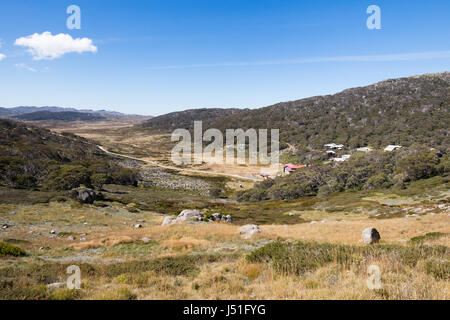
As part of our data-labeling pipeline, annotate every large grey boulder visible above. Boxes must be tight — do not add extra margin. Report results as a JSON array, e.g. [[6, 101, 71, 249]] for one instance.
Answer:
[[176, 209, 204, 222], [238, 224, 262, 239], [162, 210, 204, 225], [72, 188, 96, 204], [362, 227, 381, 244]]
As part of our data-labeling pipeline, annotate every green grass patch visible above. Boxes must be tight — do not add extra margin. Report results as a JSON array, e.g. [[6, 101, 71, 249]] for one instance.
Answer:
[[2, 239, 31, 245], [410, 232, 447, 244], [247, 241, 449, 279]]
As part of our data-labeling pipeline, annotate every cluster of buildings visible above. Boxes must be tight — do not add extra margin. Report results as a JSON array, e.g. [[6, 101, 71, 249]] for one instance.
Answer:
[[325, 143, 403, 162], [278, 143, 406, 177]]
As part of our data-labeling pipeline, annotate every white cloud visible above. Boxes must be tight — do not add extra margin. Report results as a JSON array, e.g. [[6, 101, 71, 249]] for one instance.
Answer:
[[14, 63, 37, 72], [0, 53, 6, 61], [14, 31, 97, 60]]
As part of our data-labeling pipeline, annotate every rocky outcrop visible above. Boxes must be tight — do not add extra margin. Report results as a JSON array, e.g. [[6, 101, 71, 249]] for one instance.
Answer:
[[71, 188, 96, 204], [161, 210, 203, 226], [161, 210, 233, 226]]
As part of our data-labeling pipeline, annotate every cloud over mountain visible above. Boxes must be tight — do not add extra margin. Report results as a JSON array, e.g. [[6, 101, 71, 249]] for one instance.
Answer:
[[14, 31, 97, 60]]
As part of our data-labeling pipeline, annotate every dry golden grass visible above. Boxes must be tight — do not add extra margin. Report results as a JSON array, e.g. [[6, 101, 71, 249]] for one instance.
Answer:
[[69, 236, 134, 251], [262, 214, 450, 245], [161, 237, 208, 251], [1, 196, 448, 300]]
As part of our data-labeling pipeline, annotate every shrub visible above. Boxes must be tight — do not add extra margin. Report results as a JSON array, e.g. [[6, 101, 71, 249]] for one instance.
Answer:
[[364, 173, 393, 189], [109, 168, 140, 187], [0, 242, 26, 257], [14, 174, 37, 189], [90, 173, 108, 190], [44, 165, 90, 190]]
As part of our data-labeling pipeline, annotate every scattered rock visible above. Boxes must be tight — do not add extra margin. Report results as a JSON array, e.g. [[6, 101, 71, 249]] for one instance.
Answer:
[[238, 224, 262, 239], [361, 227, 381, 245], [47, 282, 66, 289], [209, 213, 233, 223], [222, 215, 233, 223]]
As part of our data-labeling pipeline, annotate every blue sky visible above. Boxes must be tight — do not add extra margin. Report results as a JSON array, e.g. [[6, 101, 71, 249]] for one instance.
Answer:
[[0, 0, 449, 116]]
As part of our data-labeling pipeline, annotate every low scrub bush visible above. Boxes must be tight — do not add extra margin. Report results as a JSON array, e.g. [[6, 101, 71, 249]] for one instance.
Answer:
[[0, 242, 26, 257]]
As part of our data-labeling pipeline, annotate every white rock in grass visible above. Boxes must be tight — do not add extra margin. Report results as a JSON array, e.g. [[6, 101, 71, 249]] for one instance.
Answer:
[[47, 282, 66, 289], [362, 227, 381, 245], [176, 209, 203, 222], [162, 216, 176, 226], [238, 225, 262, 239]]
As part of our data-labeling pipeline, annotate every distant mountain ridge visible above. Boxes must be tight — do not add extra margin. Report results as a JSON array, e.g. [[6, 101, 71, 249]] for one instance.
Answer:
[[13, 111, 106, 122], [0, 106, 149, 119]]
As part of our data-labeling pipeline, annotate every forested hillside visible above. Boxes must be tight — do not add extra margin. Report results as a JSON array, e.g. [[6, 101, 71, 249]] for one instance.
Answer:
[[142, 72, 450, 152], [0, 119, 138, 190], [141, 108, 245, 131]]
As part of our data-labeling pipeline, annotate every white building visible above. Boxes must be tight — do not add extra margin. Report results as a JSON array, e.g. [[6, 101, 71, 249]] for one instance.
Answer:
[[356, 147, 373, 152], [384, 145, 402, 152], [324, 143, 344, 150]]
